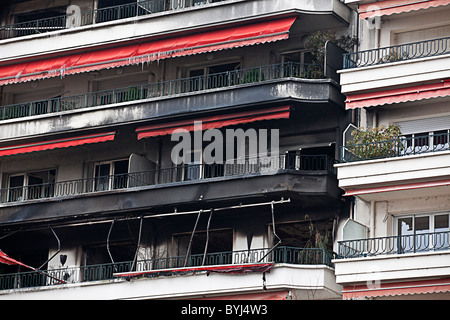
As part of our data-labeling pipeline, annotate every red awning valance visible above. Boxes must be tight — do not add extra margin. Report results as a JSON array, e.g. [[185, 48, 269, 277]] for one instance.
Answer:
[[0, 17, 296, 86], [345, 80, 450, 109], [359, 0, 450, 19], [135, 105, 291, 140], [343, 278, 450, 299], [0, 131, 116, 157]]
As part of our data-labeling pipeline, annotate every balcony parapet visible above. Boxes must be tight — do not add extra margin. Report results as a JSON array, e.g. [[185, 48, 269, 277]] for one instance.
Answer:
[[0, 62, 323, 122], [340, 132, 450, 163], [337, 231, 450, 259], [0, 0, 229, 41], [0, 154, 336, 206], [0, 246, 336, 293], [343, 36, 450, 69]]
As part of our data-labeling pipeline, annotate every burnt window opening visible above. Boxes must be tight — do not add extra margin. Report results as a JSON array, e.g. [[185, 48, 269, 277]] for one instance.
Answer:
[[174, 228, 233, 266], [83, 241, 137, 281], [274, 220, 334, 250]]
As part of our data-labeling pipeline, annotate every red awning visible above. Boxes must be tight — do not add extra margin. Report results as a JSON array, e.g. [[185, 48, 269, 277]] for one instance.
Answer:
[[343, 278, 450, 299], [0, 17, 296, 86], [135, 105, 291, 140], [114, 263, 274, 279], [359, 0, 450, 19], [0, 131, 116, 157], [343, 178, 450, 197], [345, 80, 450, 109]]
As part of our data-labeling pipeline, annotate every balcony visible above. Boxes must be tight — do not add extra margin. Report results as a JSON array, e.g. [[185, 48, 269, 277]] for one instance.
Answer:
[[336, 134, 450, 201], [0, 154, 340, 226], [334, 231, 450, 286], [0, 62, 322, 122], [0, 0, 228, 40], [0, 246, 340, 299], [339, 36, 450, 96], [0, 0, 351, 63], [0, 61, 344, 142]]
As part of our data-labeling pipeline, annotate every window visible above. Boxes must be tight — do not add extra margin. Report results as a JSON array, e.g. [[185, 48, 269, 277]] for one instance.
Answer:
[[402, 130, 450, 155], [281, 50, 314, 77], [94, 159, 129, 191], [396, 213, 450, 253], [8, 169, 56, 202], [187, 61, 241, 91]]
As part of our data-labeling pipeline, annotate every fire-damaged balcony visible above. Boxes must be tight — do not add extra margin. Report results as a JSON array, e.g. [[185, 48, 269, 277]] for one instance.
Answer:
[[0, 154, 340, 227], [0, 246, 336, 298]]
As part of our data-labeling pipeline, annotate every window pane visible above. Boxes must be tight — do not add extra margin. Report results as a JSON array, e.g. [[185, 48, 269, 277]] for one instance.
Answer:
[[113, 160, 129, 189], [414, 216, 430, 251], [398, 217, 413, 253], [434, 215, 450, 250], [95, 164, 111, 191], [9, 175, 24, 202]]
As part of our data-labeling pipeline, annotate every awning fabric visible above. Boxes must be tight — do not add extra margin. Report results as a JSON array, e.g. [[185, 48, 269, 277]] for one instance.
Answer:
[[0, 131, 116, 157], [0, 249, 30, 268], [343, 278, 450, 299], [136, 105, 291, 140], [0, 17, 296, 86], [345, 80, 450, 109], [359, 0, 450, 19], [194, 290, 290, 300], [114, 263, 274, 279]]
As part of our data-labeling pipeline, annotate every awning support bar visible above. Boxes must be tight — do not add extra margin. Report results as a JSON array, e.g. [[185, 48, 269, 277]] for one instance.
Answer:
[[202, 208, 213, 266], [184, 210, 202, 268]]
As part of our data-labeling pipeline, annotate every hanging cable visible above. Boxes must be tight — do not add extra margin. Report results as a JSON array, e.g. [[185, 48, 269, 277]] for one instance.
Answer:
[[184, 210, 202, 267], [38, 226, 60, 270], [201, 208, 213, 266]]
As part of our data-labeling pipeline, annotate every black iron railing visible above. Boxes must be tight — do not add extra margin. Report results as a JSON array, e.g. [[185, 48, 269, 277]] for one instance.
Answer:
[[340, 132, 450, 162], [343, 36, 450, 69], [1, 154, 336, 204], [0, 62, 323, 121], [0, 246, 336, 290], [0, 0, 228, 40], [338, 231, 450, 258]]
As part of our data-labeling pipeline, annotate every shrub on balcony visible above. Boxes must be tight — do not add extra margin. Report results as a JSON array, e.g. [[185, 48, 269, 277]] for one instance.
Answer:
[[345, 125, 403, 160]]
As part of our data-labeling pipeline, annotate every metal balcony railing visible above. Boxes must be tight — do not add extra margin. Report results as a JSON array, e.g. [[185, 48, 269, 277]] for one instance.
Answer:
[[0, 246, 336, 291], [1, 154, 336, 204], [0, 62, 323, 121], [338, 231, 450, 259], [340, 132, 450, 162], [0, 0, 228, 40], [343, 36, 450, 69]]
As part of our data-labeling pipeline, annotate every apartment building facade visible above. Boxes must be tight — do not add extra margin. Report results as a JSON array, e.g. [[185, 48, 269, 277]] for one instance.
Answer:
[[334, 0, 450, 299], [0, 0, 354, 299]]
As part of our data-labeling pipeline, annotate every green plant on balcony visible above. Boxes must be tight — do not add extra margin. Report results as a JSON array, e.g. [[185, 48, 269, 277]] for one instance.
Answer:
[[346, 124, 403, 160], [304, 30, 357, 72]]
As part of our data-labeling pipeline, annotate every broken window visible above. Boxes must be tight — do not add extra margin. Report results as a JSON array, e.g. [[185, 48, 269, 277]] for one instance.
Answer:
[[7, 169, 56, 202], [94, 159, 129, 191]]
